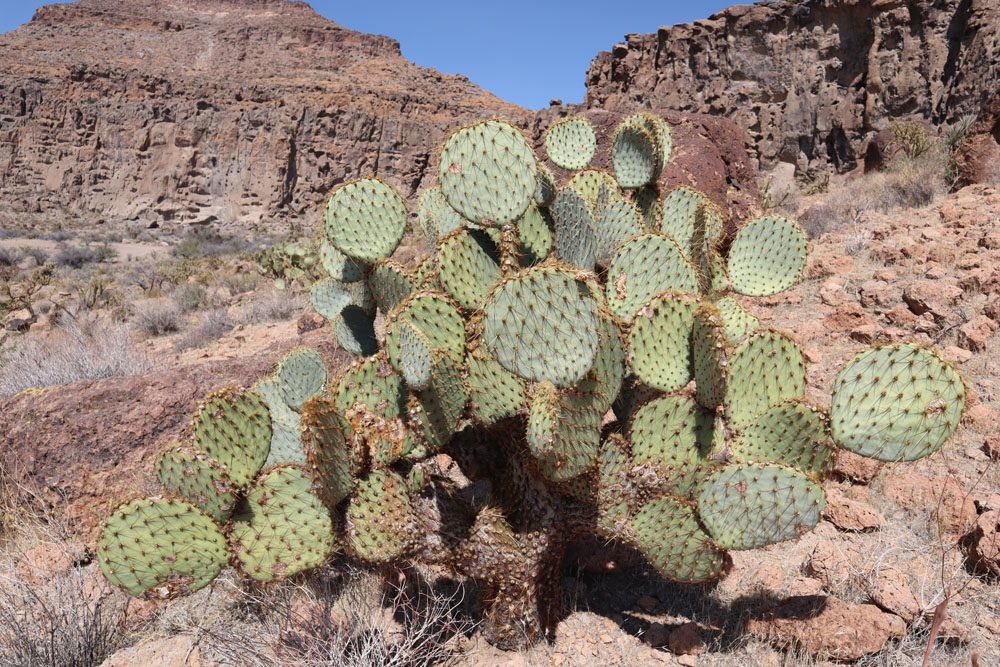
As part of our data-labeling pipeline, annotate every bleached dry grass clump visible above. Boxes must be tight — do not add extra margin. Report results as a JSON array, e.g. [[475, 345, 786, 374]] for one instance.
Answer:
[[0, 318, 151, 397]]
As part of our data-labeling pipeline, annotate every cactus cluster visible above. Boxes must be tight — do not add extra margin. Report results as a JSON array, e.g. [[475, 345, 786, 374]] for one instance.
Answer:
[[254, 238, 323, 289], [99, 113, 966, 650]]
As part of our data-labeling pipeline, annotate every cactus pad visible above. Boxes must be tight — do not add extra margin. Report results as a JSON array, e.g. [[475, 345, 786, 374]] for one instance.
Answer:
[[567, 169, 617, 204], [544, 116, 597, 170], [595, 199, 644, 268], [726, 331, 806, 429], [692, 306, 729, 410], [727, 215, 808, 297], [628, 291, 700, 393], [230, 466, 335, 582], [439, 120, 536, 226], [630, 497, 728, 583], [369, 260, 417, 313], [606, 233, 699, 320], [334, 307, 379, 357], [551, 187, 597, 270], [483, 266, 600, 387], [347, 470, 422, 563], [333, 356, 408, 434], [467, 327, 527, 425], [630, 394, 713, 497], [319, 240, 366, 283], [417, 186, 465, 241], [409, 351, 469, 450], [697, 463, 825, 550], [714, 296, 759, 343], [830, 344, 965, 461], [731, 400, 833, 475], [309, 278, 353, 321], [436, 228, 501, 309], [155, 447, 237, 523], [98, 498, 227, 598], [611, 121, 661, 189], [191, 387, 271, 487], [660, 186, 709, 256], [302, 395, 359, 508], [325, 178, 407, 263], [385, 291, 466, 366], [517, 203, 553, 266], [392, 321, 434, 390], [534, 163, 557, 207], [275, 347, 328, 411], [526, 381, 602, 482]]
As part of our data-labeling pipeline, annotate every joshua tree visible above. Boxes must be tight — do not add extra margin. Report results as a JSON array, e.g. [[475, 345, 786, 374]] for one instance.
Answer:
[[98, 114, 966, 649]]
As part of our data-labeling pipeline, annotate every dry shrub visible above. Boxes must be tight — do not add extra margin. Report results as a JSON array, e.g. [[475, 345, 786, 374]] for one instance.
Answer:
[[0, 497, 131, 666], [238, 289, 304, 325], [53, 244, 97, 269], [175, 309, 233, 351], [132, 298, 182, 336], [0, 318, 151, 397], [170, 283, 208, 314]]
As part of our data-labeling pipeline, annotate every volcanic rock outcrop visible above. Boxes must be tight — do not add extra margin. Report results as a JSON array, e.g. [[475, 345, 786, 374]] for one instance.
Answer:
[[585, 0, 999, 173]]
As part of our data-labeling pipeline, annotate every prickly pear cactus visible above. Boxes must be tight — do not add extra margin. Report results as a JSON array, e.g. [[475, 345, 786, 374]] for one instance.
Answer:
[[99, 113, 967, 652]]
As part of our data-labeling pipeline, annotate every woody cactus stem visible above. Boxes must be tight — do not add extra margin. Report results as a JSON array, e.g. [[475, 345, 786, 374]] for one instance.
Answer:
[[97, 113, 967, 651]]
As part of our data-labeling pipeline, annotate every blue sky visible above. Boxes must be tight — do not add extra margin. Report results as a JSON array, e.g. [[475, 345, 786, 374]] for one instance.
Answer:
[[0, 1, 735, 108]]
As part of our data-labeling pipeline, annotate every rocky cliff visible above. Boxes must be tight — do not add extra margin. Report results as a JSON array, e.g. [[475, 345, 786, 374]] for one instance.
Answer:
[[585, 0, 999, 173], [0, 0, 526, 227]]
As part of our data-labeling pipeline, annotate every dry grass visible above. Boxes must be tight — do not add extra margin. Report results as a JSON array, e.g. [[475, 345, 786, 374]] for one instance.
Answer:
[[0, 317, 151, 397], [132, 298, 182, 336], [175, 309, 233, 351], [0, 492, 132, 666], [238, 289, 304, 324]]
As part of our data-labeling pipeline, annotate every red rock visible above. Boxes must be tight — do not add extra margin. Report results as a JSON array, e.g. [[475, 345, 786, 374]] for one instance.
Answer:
[[822, 490, 884, 532], [101, 636, 205, 667], [865, 567, 921, 623], [957, 315, 998, 352], [883, 474, 977, 537], [746, 596, 906, 661], [984, 298, 1000, 323], [901, 281, 963, 320], [805, 541, 859, 590], [986, 434, 1000, 460], [823, 302, 878, 333], [964, 510, 1000, 577], [831, 450, 883, 484], [955, 94, 1000, 187], [963, 403, 997, 429], [667, 622, 707, 656], [942, 345, 974, 364]]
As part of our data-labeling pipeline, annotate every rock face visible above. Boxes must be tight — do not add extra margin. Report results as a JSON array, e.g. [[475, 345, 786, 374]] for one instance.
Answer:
[[585, 0, 999, 172], [0, 0, 526, 227]]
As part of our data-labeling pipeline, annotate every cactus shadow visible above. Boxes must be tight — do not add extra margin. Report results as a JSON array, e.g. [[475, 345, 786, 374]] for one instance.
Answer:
[[563, 537, 827, 651]]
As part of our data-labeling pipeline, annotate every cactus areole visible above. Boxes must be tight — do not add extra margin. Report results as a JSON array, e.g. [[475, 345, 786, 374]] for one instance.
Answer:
[[98, 115, 966, 650]]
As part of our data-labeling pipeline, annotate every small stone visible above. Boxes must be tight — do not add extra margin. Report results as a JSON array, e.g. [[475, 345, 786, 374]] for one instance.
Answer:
[[636, 595, 659, 612], [865, 567, 921, 622], [822, 490, 883, 531], [668, 622, 707, 656], [676, 655, 698, 667], [942, 345, 973, 364], [957, 315, 998, 352], [645, 623, 670, 648], [831, 449, 883, 484], [600, 634, 613, 644]]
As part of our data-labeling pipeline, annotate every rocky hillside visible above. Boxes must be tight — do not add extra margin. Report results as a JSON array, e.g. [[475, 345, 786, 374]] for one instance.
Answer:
[[0, 0, 526, 227], [585, 0, 998, 172]]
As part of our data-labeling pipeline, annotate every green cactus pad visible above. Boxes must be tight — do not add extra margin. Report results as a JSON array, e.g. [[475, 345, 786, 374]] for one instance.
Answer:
[[483, 266, 600, 387], [253, 376, 304, 464], [660, 186, 709, 257], [409, 350, 469, 450], [275, 347, 328, 410], [630, 394, 714, 497], [369, 259, 417, 313], [692, 305, 729, 410], [830, 344, 965, 461], [309, 278, 353, 321], [630, 497, 728, 583], [551, 187, 597, 270], [595, 434, 632, 531], [517, 202, 554, 266], [319, 240, 366, 283], [606, 233, 699, 321], [436, 228, 501, 310], [586, 309, 627, 412], [416, 186, 465, 241], [697, 463, 825, 550], [230, 466, 335, 582], [385, 291, 466, 366], [334, 307, 379, 357], [467, 319, 527, 425], [392, 321, 433, 390], [595, 199, 644, 268], [627, 291, 700, 393], [438, 120, 536, 226], [544, 116, 597, 170], [726, 331, 806, 429], [325, 178, 407, 263], [633, 184, 661, 229], [526, 381, 603, 482], [731, 400, 834, 475], [333, 355, 408, 430], [191, 387, 271, 487], [98, 498, 228, 598], [727, 215, 808, 297], [155, 447, 237, 523], [567, 169, 618, 204], [611, 121, 661, 189], [696, 200, 725, 249], [347, 470, 422, 563], [302, 395, 359, 508], [700, 247, 730, 296], [714, 296, 760, 343], [534, 163, 557, 207]]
